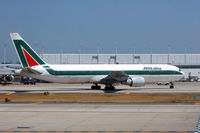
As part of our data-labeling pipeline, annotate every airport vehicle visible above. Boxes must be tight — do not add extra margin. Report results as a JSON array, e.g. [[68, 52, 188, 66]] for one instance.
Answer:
[[10, 33, 184, 90]]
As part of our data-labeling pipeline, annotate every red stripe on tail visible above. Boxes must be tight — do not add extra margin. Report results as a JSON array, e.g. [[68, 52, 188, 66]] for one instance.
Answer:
[[22, 49, 39, 67]]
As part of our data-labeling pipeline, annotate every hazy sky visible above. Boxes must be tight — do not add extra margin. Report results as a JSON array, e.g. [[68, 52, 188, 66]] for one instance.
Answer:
[[0, 0, 199, 63]]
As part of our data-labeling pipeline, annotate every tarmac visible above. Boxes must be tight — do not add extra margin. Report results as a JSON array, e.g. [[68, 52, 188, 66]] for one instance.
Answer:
[[0, 82, 200, 132], [0, 82, 200, 94], [0, 103, 199, 132]]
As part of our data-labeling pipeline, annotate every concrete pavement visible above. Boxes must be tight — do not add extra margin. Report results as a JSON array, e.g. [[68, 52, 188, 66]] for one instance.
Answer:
[[0, 103, 199, 131]]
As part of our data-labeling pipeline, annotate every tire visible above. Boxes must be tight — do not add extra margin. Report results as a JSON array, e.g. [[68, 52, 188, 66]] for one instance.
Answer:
[[91, 85, 96, 90], [105, 86, 115, 91], [91, 85, 101, 90], [96, 86, 101, 90]]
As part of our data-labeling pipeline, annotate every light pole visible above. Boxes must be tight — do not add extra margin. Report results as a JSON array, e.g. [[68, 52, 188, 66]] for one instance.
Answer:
[[150, 48, 153, 64], [168, 45, 171, 64], [60, 49, 63, 64], [115, 47, 118, 64], [2, 42, 7, 64], [97, 43, 100, 64], [78, 42, 82, 64], [3, 44, 6, 64], [184, 48, 187, 65], [132, 43, 136, 64]]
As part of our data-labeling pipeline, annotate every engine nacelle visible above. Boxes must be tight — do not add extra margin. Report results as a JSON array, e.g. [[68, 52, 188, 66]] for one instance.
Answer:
[[5, 75, 14, 82], [122, 77, 145, 87]]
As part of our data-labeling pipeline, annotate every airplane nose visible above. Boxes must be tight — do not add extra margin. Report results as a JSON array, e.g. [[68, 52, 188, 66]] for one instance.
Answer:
[[181, 71, 184, 75], [180, 71, 185, 79]]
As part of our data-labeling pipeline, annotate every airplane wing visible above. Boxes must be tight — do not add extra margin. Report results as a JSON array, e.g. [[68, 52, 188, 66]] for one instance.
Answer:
[[0, 64, 22, 76], [0, 65, 16, 84], [0, 68, 15, 75], [99, 71, 129, 84]]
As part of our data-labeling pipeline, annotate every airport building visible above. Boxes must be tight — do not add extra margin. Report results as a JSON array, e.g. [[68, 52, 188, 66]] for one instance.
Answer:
[[40, 53, 200, 80]]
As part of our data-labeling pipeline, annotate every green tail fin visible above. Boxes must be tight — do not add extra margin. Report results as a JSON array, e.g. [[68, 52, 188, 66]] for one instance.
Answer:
[[10, 33, 46, 67]]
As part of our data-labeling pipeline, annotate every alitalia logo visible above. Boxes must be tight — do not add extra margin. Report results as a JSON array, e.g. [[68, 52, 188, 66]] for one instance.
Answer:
[[21, 46, 39, 67], [13, 39, 46, 67]]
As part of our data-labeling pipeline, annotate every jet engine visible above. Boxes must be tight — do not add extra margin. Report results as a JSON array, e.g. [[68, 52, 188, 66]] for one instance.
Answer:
[[5, 75, 14, 82], [122, 76, 145, 87]]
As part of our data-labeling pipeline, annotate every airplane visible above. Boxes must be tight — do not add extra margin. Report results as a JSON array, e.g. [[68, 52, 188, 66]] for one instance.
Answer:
[[10, 33, 184, 90], [0, 75, 14, 85], [0, 64, 20, 85]]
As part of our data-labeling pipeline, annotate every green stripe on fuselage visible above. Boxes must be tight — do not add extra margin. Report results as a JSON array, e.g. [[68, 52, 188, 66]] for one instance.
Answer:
[[43, 66, 182, 76]]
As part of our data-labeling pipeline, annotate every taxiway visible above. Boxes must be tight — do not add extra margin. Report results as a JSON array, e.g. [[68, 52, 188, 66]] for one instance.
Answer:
[[0, 103, 199, 131], [0, 82, 200, 94]]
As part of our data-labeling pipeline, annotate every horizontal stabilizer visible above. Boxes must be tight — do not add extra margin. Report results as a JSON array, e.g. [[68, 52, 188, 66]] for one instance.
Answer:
[[21, 67, 42, 75]]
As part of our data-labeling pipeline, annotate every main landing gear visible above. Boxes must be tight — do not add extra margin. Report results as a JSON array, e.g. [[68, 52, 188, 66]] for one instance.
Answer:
[[91, 84, 116, 90], [169, 82, 174, 89], [91, 84, 101, 90], [104, 84, 115, 91]]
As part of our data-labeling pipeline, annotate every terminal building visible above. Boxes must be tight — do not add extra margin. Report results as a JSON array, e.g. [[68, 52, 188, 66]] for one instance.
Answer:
[[40, 53, 200, 80]]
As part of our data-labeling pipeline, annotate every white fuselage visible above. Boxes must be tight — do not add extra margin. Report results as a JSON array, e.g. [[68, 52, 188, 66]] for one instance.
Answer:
[[23, 64, 184, 85]]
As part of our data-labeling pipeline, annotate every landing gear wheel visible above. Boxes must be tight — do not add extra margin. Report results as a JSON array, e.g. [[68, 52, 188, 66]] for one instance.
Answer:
[[104, 86, 115, 91], [169, 82, 174, 89], [170, 85, 174, 89], [91, 85, 101, 90]]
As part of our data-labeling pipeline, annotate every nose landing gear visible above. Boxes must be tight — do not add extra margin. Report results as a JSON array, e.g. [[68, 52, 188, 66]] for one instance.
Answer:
[[169, 82, 174, 89], [91, 84, 101, 90]]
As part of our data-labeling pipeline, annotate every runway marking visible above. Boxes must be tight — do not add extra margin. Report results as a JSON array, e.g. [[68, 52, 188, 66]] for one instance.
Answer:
[[30, 101, 43, 104], [5, 92, 15, 96], [124, 92, 131, 95]]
